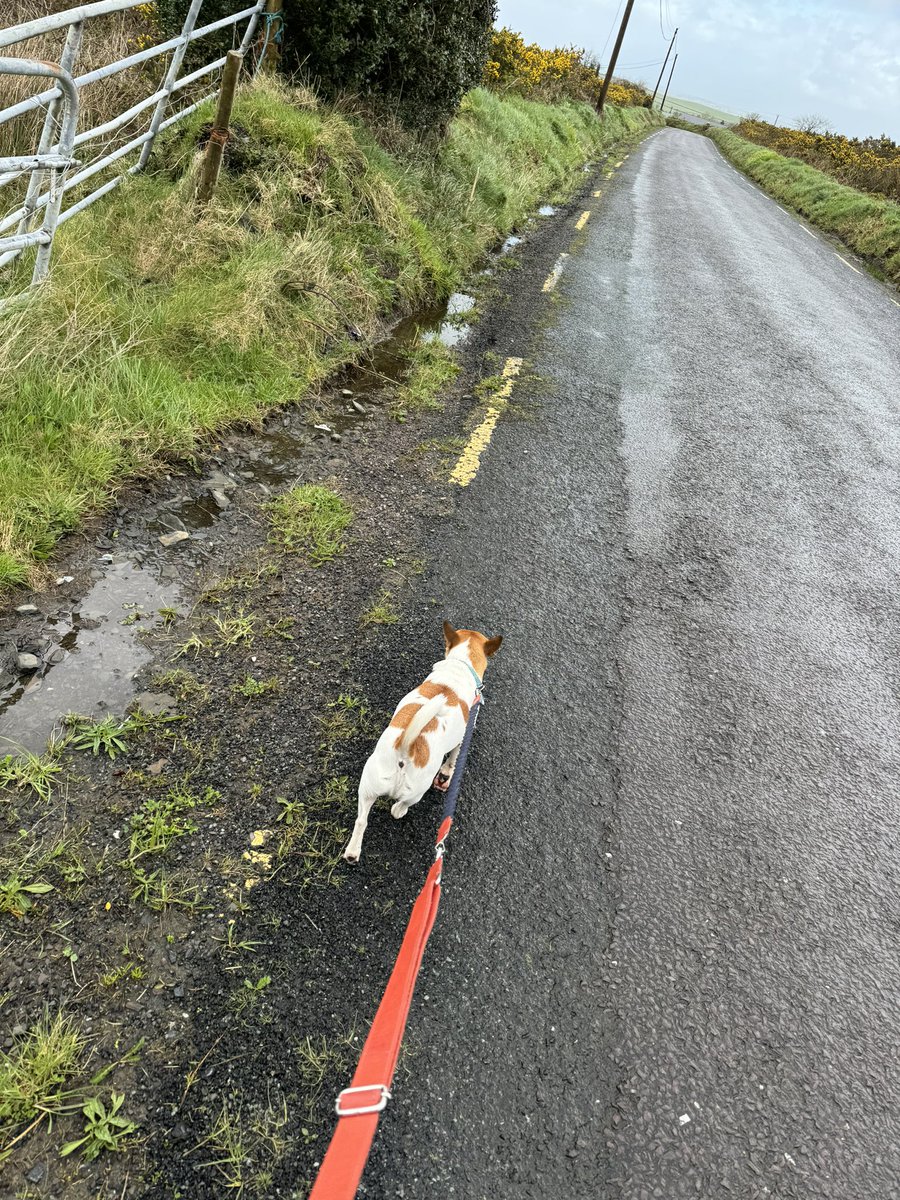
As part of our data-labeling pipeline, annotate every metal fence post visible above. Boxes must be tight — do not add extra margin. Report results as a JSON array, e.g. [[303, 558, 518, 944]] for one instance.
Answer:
[[17, 20, 84, 238], [27, 63, 80, 282], [238, 0, 265, 57], [196, 49, 242, 203], [137, 0, 204, 169]]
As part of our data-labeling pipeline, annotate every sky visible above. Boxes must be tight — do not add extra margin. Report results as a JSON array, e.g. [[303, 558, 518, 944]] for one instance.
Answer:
[[496, 0, 900, 140]]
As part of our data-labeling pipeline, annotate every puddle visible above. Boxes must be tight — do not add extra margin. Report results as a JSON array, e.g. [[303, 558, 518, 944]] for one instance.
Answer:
[[538, 205, 557, 217], [500, 235, 522, 255], [336, 290, 477, 401], [0, 562, 180, 754]]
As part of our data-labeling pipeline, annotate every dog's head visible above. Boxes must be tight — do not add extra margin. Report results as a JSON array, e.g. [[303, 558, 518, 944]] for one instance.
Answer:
[[443, 621, 503, 677]]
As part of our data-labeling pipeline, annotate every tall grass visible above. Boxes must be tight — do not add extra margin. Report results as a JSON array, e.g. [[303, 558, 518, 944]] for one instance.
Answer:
[[0, 78, 660, 587], [708, 127, 900, 287]]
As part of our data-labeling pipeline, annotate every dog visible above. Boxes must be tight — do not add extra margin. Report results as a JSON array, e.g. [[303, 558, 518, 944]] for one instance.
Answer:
[[342, 621, 502, 863]]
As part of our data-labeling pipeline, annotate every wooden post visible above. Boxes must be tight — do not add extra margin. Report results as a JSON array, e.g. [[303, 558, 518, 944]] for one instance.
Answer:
[[261, 0, 282, 72], [197, 50, 242, 204]]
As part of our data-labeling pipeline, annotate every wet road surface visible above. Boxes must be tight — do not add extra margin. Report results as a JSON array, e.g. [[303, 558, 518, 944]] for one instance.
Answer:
[[363, 128, 900, 1198]]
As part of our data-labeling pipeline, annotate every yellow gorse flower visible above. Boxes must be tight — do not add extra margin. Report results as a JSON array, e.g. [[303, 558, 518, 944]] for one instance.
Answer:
[[483, 27, 652, 109], [736, 117, 900, 202]]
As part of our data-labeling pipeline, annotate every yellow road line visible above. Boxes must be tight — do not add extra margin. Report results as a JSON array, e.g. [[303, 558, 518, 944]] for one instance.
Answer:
[[592, 189, 602, 197], [575, 210, 591, 230], [542, 252, 569, 293], [450, 358, 523, 487], [835, 253, 862, 275]]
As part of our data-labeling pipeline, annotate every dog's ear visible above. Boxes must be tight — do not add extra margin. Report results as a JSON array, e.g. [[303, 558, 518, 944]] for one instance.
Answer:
[[443, 620, 459, 651], [483, 634, 503, 658]]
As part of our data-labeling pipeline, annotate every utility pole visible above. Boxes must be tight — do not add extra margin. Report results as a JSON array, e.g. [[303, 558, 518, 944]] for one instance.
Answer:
[[659, 52, 678, 115], [651, 27, 677, 107], [596, 0, 635, 115]]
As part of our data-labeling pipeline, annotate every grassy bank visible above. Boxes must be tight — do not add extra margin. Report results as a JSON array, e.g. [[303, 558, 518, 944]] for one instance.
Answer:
[[0, 80, 660, 590], [706, 126, 900, 286]]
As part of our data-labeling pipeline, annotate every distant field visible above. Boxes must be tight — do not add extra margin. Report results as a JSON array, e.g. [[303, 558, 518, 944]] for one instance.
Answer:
[[661, 95, 740, 124]]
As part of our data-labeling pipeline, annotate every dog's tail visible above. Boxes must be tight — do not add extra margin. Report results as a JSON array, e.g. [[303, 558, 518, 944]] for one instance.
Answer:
[[398, 693, 446, 757]]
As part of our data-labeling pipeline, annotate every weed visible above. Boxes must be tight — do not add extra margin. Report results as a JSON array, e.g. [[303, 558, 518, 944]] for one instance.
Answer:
[[60, 1092, 137, 1161], [231, 674, 280, 701], [125, 782, 217, 864], [214, 920, 260, 955], [65, 714, 135, 759], [158, 606, 179, 626], [266, 485, 353, 565], [275, 781, 348, 888], [293, 1030, 356, 1117], [211, 609, 256, 647], [318, 694, 372, 758], [361, 590, 400, 626], [173, 633, 208, 659], [0, 1012, 83, 1132], [192, 1092, 289, 1194], [0, 875, 54, 919], [0, 749, 62, 803], [152, 668, 209, 703], [97, 963, 145, 989], [127, 867, 198, 911]]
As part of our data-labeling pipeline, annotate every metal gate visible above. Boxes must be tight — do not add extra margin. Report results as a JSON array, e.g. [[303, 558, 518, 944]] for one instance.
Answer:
[[0, 0, 269, 291]]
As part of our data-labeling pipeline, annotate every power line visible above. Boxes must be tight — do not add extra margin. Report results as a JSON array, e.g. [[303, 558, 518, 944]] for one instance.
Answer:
[[600, 0, 625, 60]]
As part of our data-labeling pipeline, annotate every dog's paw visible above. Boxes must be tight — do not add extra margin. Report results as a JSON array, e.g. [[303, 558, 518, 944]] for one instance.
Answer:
[[433, 771, 451, 793], [342, 846, 360, 863], [391, 801, 409, 820]]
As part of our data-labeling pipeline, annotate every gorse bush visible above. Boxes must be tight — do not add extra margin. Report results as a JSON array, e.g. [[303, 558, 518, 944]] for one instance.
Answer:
[[157, 0, 496, 130], [483, 27, 651, 108], [735, 117, 900, 203]]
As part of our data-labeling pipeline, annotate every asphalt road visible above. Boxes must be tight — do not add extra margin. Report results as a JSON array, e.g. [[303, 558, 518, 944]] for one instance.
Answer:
[[364, 129, 900, 1198]]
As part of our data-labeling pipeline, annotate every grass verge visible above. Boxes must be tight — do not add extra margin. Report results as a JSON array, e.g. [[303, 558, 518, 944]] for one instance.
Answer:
[[0, 79, 660, 590], [704, 126, 900, 286]]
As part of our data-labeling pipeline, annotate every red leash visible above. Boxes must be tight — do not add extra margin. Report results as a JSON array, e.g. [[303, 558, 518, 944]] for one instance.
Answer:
[[309, 695, 482, 1199]]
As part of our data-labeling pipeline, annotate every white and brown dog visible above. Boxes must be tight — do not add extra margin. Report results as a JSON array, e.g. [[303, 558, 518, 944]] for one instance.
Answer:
[[342, 621, 502, 863]]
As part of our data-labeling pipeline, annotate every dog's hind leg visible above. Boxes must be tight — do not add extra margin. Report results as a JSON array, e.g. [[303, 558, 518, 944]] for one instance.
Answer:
[[343, 773, 378, 863], [433, 742, 462, 792]]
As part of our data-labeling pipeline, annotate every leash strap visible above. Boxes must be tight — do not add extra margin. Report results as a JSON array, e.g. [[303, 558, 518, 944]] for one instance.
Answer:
[[308, 695, 483, 1200]]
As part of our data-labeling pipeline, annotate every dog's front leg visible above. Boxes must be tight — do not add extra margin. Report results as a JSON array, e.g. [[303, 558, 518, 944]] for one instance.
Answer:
[[343, 774, 378, 863]]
